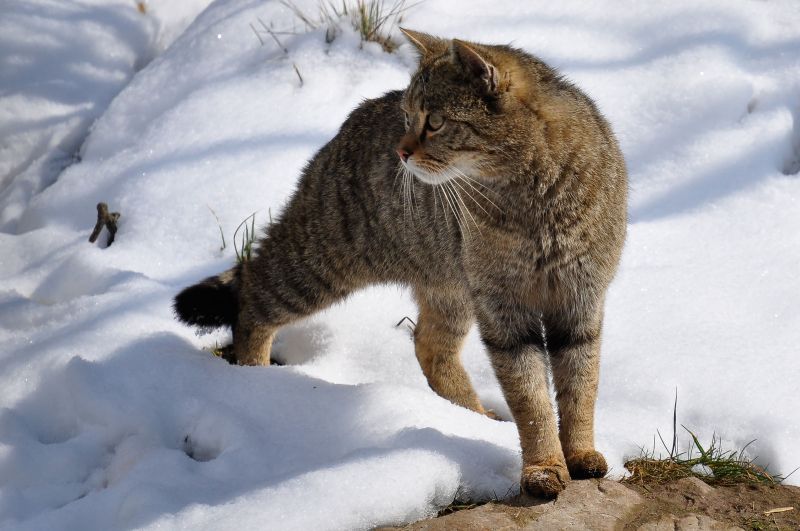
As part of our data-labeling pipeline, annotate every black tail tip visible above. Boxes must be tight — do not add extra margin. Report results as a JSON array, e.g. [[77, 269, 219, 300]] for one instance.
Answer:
[[173, 276, 237, 328]]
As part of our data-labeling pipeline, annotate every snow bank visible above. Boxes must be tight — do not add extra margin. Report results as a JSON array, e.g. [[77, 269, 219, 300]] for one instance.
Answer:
[[1, 0, 799, 529], [0, 0, 213, 232]]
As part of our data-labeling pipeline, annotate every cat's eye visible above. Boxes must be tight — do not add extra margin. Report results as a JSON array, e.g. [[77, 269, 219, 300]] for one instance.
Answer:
[[403, 112, 410, 130], [426, 113, 444, 131]]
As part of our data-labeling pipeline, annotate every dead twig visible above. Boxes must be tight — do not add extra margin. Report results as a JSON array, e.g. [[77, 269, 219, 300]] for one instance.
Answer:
[[395, 315, 416, 334], [763, 507, 794, 515], [292, 63, 304, 86], [261, 18, 289, 53], [88, 202, 121, 247], [249, 22, 265, 46]]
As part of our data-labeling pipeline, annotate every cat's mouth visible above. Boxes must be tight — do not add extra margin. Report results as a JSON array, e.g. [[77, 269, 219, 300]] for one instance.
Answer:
[[401, 159, 455, 185]]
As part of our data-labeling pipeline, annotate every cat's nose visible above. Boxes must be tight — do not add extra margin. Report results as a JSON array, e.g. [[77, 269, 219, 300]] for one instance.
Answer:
[[396, 148, 412, 162]]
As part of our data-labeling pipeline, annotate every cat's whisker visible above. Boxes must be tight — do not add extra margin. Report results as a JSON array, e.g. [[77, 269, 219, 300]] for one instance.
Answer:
[[450, 167, 504, 213], [436, 184, 447, 224], [434, 185, 450, 228], [402, 169, 412, 224], [420, 162, 474, 235], [406, 172, 415, 225], [443, 180, 470, 236], [439, 180, 465, 235], [447, 177, 480, 236], [410, 170, 419, 219], [448, 172, 491, 217], [427, 159, 483, 186], [395, 164, 412, 224], [452, 182, 476, 236], [435, 180, 453, 222], [432, 179, 441, 220], [404, 172, 409, 215], [393, 164, 404, 194], [426, 160, 502, 216], [405, 158, 494, 235], [435, 183, 447, 220]]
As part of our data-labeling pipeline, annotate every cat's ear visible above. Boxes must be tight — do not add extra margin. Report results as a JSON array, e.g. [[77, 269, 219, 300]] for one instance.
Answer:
[[451, 40, 500, 98], [399, 28, 444, 56]]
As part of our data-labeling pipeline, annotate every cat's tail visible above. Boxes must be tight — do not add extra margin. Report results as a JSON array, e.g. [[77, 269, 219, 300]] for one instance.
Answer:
[[173, 264, 241, 328]]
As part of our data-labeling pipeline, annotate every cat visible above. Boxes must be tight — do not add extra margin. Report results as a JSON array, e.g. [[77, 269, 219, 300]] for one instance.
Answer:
[[174, 28, 627, 498]]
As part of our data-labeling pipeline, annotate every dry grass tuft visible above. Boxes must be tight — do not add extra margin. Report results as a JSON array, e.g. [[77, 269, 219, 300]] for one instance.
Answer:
[[280, 0, 417, 52], [623, 439, 779, 488], [623, 393, 792, 488], [437, 501, 480, 517]]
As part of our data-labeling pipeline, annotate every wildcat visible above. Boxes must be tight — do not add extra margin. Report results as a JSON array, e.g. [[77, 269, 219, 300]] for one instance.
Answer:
[[174, 29, 627, 498]]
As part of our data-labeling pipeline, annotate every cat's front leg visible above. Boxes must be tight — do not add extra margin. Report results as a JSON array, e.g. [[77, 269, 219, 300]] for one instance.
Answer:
[[475, 300, 569, 498], [547, 310, 608, 479], [412, 285, 488, 415]]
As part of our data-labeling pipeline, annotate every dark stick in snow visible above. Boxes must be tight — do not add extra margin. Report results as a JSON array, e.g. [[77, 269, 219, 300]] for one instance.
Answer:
[[88, 202, 121, 247]]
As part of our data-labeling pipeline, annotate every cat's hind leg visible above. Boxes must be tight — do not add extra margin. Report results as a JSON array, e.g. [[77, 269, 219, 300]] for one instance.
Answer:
[[413, 287, 488, 416], [172, 264, 276, 364], [229, 251, 353, 367], [232, 317, 275, 366]]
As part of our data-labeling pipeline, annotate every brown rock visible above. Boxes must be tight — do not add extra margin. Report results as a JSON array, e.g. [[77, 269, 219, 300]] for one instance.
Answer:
[[385, 479, 643, 531], [524, 479, 643, 530], [396, 503, 519, 531]]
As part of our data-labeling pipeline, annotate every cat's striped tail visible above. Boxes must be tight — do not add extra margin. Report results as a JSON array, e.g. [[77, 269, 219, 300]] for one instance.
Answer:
[[173, 264, 241, 328]]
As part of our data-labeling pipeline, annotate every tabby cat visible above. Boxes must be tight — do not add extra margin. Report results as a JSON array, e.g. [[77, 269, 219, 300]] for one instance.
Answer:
[[174, 29, 627, 498]]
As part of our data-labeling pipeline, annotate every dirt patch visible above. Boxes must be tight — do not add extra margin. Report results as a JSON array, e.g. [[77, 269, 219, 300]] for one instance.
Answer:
[[379, 477, 800, 530], [623, 477, 800, 530]]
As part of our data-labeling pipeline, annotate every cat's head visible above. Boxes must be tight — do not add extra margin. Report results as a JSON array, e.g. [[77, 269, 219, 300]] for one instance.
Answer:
[[397, 29, 535, 185]]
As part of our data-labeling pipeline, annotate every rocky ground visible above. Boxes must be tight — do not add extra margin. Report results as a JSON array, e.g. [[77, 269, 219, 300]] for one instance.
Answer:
[[379, 478, 800, 530]]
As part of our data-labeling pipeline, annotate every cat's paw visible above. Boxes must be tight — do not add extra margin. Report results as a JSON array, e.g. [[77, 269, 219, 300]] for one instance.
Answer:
[[484, 409, 501, 421], [520, 461, 569, 498], [565, 450, 608, 479], [213, 344, 237, 365]]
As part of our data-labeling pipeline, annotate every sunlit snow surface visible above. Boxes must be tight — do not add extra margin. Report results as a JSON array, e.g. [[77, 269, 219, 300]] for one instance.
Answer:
[[1, 0, 799, 529]]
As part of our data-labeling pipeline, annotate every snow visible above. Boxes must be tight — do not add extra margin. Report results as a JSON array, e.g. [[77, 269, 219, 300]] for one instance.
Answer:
[[1, 0, 799, 529], [0, 0, 214, 232]]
